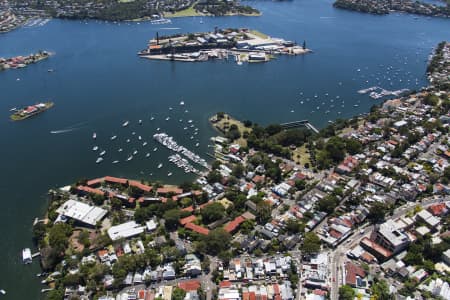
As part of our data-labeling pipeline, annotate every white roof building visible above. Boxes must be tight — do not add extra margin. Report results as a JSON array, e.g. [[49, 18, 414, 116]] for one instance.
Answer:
[[107, 221, 145, 241], [56, 199, 107, 226]]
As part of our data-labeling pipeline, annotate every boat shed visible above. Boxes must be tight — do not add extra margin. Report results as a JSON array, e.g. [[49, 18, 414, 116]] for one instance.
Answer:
[[56, 199, 107, 227]]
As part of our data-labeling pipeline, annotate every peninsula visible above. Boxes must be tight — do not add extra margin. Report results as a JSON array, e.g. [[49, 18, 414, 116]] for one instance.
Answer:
[[0, 50, 51, 71], [333, 0, 450, 17], [138, 28, 311, 63], [4, 0, 259, 23], [28, 41, 450, 300]]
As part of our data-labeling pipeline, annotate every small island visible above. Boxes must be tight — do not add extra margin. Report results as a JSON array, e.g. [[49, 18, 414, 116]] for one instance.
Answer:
[[10, 102, 54, 121], [138, 28, 311, 63], [333, 0, 450, 17], [0, 50, 51, 71]]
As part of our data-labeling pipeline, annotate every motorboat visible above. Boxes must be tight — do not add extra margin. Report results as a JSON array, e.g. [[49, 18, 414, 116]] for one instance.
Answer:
[[122, 121, 129, 127], [112, 160, 119, 164], [157, 163, 163, 168], [96, 157, 103, 163], [92, 146, 98, 151], [126, 155, 133, 161], [99, 150, 106, 156], [110, 135, 117, 140], [92, 132, 97, 139]]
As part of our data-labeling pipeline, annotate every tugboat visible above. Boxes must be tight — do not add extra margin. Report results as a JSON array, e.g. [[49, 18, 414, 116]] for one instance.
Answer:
[[10, 102, 54, 121]]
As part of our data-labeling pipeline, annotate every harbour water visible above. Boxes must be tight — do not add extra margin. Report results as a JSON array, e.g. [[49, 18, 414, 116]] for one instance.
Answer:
[[0, 0, 449, 297]]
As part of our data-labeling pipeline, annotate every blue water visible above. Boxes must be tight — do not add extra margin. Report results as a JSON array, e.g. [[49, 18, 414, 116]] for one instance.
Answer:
[[0, 0, 449, 298]]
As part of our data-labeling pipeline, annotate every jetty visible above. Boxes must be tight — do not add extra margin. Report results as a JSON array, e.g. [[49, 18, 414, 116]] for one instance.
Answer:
[[280, 120, 320, 134]]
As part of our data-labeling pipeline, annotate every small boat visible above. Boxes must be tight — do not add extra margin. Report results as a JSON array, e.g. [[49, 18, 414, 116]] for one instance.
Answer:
[[9, 107, 17, 112], [0, 290, 6, 295], [118, 148, 123, 152], [132, 132, 136, 135], [353, 104, 359, 107], [122, 121, 129, 127], [138, 136, 142, 140], [153, 147, 158, 152], [133, 150, 138, 155], [143, 142, 147, 146], [139, 119, 142, 124], [180, 101, 185, 105], [93, 132, 97, 139], [168, 172, 172, 176], [96, 157, 103, 163], [22, 248, 32, 264], [165, 117, 170, 121], [47, 69, 54, 72], [157, 163, 163, 168], [156, 127, 160, 131], [126, 139, 130, 143], [112, 160, 119, 164], [99, 150, 106, 156], [169, 107, 173, 111], [150, 116, 155, 121], [195, 143, 199, 147], [188, 120, 193, 123], [145, 153, 150, 157], [92, 146, 98, 151], [110, 135, 117, 140], [126, 155, 133, 161]]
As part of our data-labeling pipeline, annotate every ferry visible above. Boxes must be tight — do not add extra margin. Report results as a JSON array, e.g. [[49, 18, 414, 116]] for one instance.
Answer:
[[99, 150, 106, 156], [122, 121, 129, 127], [110, 135, 117, 140], [92, 146, 98, 151], [10, 102, 54, 121], [93, 132, 97, 139], [96, 157, 104, 164]]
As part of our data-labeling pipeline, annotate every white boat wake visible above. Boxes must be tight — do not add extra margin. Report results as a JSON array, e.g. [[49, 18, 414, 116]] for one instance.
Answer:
[[50, 121, 88, 134]]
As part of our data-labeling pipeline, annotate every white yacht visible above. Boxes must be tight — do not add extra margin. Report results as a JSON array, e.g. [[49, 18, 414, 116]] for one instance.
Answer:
[[99, 150, 106, 156], [122, 121, 129, 127], [96, 157, 104, 163], [110, 135, 117, 140], [157, 163, 163, 168], [92, 146, 98, 151]]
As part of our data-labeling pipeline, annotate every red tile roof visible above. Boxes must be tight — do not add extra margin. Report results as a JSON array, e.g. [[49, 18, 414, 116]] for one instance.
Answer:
[[219, 281, 232, 288], [77, 185, 105, 196], [428, 203, 448, 216], [249, 292, 256, 300], [224, 216, 245, 233], [360, 237, 392, 258], [87, 177, 104, 186], [178, 280, 201, 291], [157, 186, 183, 195], [242, 292, 250, 300], [185, 223, 209, 235], [180, 215, 197, 226], [182, 206, 194, 212], [138, 290, 146, 299], [345, 262, 366, 286], [129, 180, 152, 192], [105, 176, 128, 185]]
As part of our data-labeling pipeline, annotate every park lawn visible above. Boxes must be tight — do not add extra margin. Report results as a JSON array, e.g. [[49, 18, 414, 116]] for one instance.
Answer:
[[291, 144, 311, 167], [213, 114, 252, 148], [164, 2, 203, 17]]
